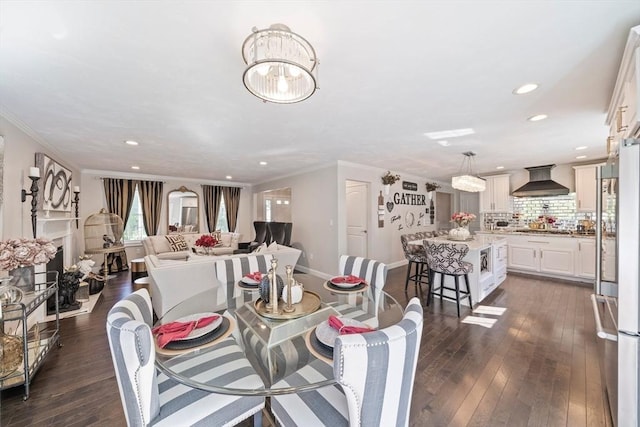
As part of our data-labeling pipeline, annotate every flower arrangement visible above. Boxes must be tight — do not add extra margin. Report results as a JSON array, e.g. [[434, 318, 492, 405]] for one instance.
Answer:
[[195, 234, 219, 248], [425, 182, 440, 192], [381, 171, 401, 185], [0, 238, 57, 271], [538, 215, 556, 225], [451, 212, 476, 227]]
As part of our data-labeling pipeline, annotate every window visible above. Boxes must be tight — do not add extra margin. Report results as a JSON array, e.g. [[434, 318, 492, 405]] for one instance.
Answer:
[[265, 199, 272, 222], [215, 196, 229, 232], [123, 187, 148, 241]]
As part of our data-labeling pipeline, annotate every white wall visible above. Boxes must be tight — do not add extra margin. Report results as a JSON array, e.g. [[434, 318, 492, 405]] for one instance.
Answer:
[[0, 116, 82, 252]]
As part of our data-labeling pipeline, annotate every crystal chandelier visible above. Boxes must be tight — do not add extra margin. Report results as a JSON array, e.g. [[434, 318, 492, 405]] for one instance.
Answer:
[[242, 24, 318, 104], [451, 152, 486, 192]]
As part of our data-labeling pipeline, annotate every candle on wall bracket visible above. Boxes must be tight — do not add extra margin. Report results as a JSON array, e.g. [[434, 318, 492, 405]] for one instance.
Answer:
[[21, 167, 41, 238], [70, 186, 80, 228]]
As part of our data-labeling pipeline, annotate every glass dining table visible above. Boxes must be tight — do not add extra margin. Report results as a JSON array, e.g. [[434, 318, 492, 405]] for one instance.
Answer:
[[154, 273, 404, 396]]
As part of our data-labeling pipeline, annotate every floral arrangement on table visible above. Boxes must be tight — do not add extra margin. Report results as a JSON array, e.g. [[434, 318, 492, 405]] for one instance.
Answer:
[[450, 212, 476, 228], [381, 171, 401, 185], [195, 234, 219, 248], [0, 238, 57, 271]]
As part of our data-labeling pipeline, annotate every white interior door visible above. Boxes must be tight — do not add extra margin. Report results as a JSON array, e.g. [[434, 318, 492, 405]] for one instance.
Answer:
[[346, 181, 368, 258]]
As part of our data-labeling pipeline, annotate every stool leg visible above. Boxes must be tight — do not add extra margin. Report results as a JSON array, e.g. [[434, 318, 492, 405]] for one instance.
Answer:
[[454, 275, 461, 318], [404, 261, 413, 292], [440, 272, 444, 300], [427, 269, 435, 306], [464, 274, 473, 308]]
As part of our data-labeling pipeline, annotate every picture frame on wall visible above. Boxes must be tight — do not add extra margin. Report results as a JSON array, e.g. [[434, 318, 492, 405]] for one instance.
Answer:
[[35, 152, 73, 212]]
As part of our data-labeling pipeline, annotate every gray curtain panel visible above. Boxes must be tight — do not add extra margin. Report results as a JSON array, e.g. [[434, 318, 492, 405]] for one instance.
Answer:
[[103, 178, 135, 232], [202, 184, 223, 233], [137, 180, 164, 236], [222, 186, 241, 232]]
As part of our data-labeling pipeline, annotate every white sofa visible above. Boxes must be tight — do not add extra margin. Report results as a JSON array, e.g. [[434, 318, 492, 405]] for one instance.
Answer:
[[142, 232, 241, 260], [144, 244, 302, 317]]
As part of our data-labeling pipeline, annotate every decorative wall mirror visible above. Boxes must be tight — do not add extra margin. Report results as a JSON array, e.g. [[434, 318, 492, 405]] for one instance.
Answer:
[[167, 186, 199, 233]]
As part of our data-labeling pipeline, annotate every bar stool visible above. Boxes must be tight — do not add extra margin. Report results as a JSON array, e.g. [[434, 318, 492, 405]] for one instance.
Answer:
[[423, 240, 473, 317], [400, 233, 431, 292]]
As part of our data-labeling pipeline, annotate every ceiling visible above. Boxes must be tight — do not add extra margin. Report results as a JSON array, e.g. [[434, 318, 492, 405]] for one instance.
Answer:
[[1, 1, 639, 185]]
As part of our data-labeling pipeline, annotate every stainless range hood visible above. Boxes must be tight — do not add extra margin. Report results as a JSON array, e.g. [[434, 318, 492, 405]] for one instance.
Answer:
[[512, 164, 570, 197]]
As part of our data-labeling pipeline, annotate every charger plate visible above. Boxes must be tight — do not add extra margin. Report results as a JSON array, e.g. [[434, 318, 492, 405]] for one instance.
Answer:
[[323, 281, 368, 294], [305, 329, 333, 364], [156, 316, 235, 356]]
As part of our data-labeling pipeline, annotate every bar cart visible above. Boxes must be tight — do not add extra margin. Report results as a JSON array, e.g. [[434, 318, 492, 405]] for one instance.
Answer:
[[0, 271, 60, 400]]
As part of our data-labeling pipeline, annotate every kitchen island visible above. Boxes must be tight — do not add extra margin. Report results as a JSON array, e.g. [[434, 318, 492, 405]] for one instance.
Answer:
[[410, 235, 507, 306]]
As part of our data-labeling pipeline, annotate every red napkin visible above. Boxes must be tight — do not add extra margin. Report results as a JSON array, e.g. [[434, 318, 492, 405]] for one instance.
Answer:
[[328, 315, 374, 335], [332, 275, 362, 284], [152, 315, 220, 348], [244, 271, 263, 281]]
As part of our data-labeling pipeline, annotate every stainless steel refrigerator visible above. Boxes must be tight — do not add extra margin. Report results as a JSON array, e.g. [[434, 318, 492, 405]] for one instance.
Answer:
[[593, 137, 640, 426]]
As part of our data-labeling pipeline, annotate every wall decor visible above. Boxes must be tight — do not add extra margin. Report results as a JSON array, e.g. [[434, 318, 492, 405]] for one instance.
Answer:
[[405, 211, 415, 228], [392, 192, 427, 206], [35, 153, 72, 212], [402, 181, 418, 191], [377, 191, 384, 228], [386, 201, 394, 213]]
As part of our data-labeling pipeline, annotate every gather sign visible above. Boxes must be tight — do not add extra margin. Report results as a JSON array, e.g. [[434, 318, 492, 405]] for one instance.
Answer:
[[392, 192, 427, 206]]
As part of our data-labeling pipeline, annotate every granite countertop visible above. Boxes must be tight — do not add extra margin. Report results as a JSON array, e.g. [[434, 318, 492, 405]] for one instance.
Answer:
[[424, 235, 506, 251], [476, 229, 616, 239]]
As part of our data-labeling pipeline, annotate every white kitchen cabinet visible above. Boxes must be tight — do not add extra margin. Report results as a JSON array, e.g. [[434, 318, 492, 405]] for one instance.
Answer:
[[505, 235, 577, 277], [573, 165, 598, 212], [479, 174, 511, 213], [575, 238, 597, 279]]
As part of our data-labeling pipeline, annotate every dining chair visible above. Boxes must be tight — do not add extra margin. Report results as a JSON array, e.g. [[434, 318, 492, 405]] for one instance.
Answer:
[[423, 240, 473, 317], [270, 297, 424, 427], [338, 255, 387, 290], [106, 289, 265, 427], [400, 232, 432, 292], [213, 253, 274, 309]]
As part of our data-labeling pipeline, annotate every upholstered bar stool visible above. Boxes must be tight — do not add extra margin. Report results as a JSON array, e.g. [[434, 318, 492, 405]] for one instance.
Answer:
[[423, 240, 473, 317], [400, 232, 432, 292]]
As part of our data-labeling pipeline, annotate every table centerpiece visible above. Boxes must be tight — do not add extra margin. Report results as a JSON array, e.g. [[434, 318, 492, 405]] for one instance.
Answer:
[[449, 212, 476, 241]]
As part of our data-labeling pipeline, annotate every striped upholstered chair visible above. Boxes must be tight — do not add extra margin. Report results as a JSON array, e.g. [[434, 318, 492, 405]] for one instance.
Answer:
[[338, 255, 387, 290], [106, 289, 265, 427], [213, 254, 274, 310], [270, 298, 424, 426]]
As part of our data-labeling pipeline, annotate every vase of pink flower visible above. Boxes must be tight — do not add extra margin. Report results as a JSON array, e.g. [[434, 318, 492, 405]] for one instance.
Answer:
[[449, 212, 476, 241], [0, 238, 57, 292]]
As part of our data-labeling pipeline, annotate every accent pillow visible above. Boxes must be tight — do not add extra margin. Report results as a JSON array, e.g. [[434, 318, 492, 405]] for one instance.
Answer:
[[267, 241, 279, 251], [165, 235, 188, 251]]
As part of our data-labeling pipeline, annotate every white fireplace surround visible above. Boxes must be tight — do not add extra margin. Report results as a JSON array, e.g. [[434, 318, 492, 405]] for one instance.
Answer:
[[35, 218, 74, 274]]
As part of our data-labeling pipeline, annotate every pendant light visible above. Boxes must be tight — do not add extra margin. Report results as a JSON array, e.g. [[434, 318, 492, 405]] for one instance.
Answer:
[[451, 152, 486, 192]]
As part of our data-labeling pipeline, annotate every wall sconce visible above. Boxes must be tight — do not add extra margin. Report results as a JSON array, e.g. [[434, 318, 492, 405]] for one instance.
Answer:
[[70, 186, 80, 228], [21, 167, 40, 238]]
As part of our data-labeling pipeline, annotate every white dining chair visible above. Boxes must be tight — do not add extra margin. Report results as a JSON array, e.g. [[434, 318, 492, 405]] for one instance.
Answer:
[[338, 255, 388, 290], [213, 253, 274, 309], [270, 297, 424, 427], [106, 289, 265, 427]]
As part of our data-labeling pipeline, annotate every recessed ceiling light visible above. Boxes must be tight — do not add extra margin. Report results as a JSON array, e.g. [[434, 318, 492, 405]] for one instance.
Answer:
[[226, 175, 232, 180], [259, 161, 268, 166], [436, 140, 450, 147], [575, 146, 588, 151], [131, 165, 140, 170], [125, 140, 139, 146], [576, 155, 587, 159], [527, 114, 548, 122], [424, 128, 475, 139], [496, 166, 505, 170], [512, 83, 539, 95]]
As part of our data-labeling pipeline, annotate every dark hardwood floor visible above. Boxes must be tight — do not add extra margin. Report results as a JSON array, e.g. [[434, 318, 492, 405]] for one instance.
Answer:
[[1, 267, 612, 426]]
